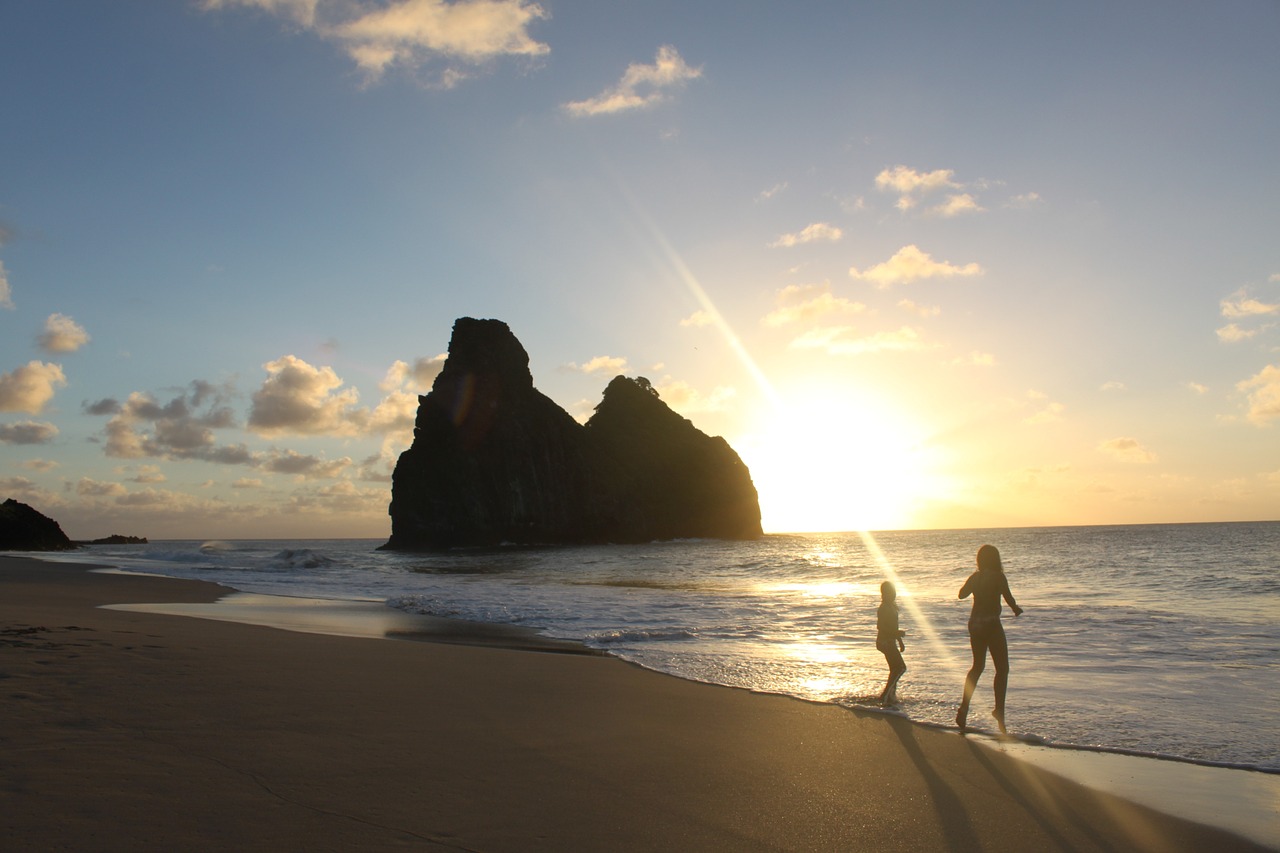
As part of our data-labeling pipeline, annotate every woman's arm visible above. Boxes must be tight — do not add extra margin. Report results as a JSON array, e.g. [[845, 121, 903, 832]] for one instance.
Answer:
[[958, 574, 975, 600], [1001, 576, 1024, 616]]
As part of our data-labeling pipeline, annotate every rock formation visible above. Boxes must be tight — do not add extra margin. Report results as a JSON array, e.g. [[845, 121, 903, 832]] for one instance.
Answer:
[[0, 499, 77, 551], [384, 318, 762, 549]]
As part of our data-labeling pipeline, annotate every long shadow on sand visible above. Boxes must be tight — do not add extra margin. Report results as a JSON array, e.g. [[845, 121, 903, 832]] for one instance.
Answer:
[[881, 715, 983, 850]]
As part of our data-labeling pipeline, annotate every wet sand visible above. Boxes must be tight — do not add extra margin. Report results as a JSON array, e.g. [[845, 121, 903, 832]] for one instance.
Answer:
[[1, 555, 1271, 851]]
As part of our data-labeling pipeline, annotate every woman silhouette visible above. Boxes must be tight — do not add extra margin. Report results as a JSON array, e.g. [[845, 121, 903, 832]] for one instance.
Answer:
[[956, 544, 1023, 733]]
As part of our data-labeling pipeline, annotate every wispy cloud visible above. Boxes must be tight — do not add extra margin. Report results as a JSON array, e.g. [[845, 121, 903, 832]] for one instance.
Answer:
[[1238, 364, 1280, 426], [0, 260, 12, 310], [762, 284, 864, 327], [563, 45, 701, 116], [680, 310, 713, 328], [875, 165, 959, 211], [789, 325, 929, 356], [769, 222, 843, 248], [564, 355, 629, 375], [929, 193, 983, 217], [1098, 436, 1158, 463], [203, 0, 549, 86], [849, 244, 982, 288]]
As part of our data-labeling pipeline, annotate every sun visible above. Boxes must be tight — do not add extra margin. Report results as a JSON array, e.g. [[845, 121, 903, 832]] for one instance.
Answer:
[[734, 386, 946, 533]]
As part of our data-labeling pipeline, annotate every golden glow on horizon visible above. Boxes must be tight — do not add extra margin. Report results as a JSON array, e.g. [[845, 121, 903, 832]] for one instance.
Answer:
[[738, 387, 948, 534]]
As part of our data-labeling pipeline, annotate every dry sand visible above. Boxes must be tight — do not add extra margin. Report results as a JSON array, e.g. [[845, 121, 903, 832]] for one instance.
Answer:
[[0, 555, 1270, 852]]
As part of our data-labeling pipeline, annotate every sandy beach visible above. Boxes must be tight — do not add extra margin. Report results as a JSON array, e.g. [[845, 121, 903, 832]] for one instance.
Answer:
[[0, 555, 1270, 852]]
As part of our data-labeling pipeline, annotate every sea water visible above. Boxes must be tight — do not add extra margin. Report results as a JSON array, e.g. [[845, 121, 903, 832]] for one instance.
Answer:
[[40, 522, 1279, 773]]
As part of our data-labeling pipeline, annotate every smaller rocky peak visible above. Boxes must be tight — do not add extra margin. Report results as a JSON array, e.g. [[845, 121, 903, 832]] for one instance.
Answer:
[[0, 499, 77, 551]]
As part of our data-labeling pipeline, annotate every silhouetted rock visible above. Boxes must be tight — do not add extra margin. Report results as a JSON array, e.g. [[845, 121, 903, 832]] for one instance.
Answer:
[[87, 534, 149, 545], [0, 499, 77, 551], [384, 318, 762, 549]]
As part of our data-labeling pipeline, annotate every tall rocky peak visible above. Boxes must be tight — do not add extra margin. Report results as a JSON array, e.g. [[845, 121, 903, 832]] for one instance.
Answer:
[[384, 319, 762, 550]]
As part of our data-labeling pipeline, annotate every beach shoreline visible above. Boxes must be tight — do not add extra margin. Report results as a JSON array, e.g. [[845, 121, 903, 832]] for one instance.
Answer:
[[1, 553, 1272, 851]]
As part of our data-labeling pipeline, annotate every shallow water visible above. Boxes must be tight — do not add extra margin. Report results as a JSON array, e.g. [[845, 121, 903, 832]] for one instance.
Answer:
[[39, 521, 1280, 773]]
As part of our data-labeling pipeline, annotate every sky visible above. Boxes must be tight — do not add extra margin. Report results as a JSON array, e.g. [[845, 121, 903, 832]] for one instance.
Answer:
[[1, 0, 1278, 540]]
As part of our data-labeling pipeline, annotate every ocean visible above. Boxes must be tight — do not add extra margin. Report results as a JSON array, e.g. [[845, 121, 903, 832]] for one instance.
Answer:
[[37, 521, 1279, 774]]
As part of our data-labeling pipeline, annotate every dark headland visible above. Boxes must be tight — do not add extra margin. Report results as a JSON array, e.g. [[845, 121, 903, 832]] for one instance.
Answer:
[[384, 317, 763, 549]]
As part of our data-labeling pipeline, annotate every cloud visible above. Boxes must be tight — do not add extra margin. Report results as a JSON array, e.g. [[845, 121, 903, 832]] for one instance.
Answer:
[[849, 244, 982, 288], [204, 0, 548, 84], [92, 383, 241, 461], [950, 351, 996, 367], [897, 299, 940, 318], [0, 260, 12, 309], [762, 284, 865, 327], [37, 313, 90, 353], [21, 458, 59, 472], [1186, 381, 1208, 394], [653, 378, 735, 414], [233, 477, 264, 489], [283, 480, 388, 515], [1237, 363, 1280, 426], [680, 310, 713, 328], [566, 355, 629, 375], [563, 45, 701, 116], [769, 222, 843, 248], [789, 325, 929, 356], [379, 355, 446, 393], [756, 182, 788, 202], [1217, 323, 1259, 343], [929, 193, 983, 217], [1100, 380, 1127, 392], [1220, 289, 1279, 319], [0, 420, 59, 445], [875, 165, 959, 210], [124, 465, 167, 484], [76, 477, 128, 497], [1098, 437, 1158, 463], [1005, 192, 1042, 209], [261, 449, 351, 479], [0, 361, 67, 414], [248, 355, 364, 436]]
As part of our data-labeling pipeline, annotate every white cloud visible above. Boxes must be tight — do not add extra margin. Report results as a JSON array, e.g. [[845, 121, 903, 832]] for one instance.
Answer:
[[566, 355, 629, 376], [38, 313, 90, 353], [1237, 364, 1280, 426], [1220, 289, 1279, 319], [233, 477, 264, 489], [875, 165, 958, 195], [563, 45, 701, 116], [0, 420, 59, 444], [92, 383, 244, 462], [950, 351, 996, 367], [1006, 192, 1042, 209], [769, 222, 843, 248], [1100, 380, 1127, 392], [897, 299, 939, 318], [1217, 323, 1259, 343], [756, 182, 788, 202], [125, 465, 167, 484], [248, 355, 364, 436], [1098, 437, 1158, 463], [849, 244, 983, 288], [929, 193, 983, 217], [1186, 381, 1208, 394], [379, 355, 446, 393], [0, 260, 12, 309], [205, 0, 548, 84], [653, 378, 735, 414], [789, 325, 929, 356], [762, 284, 865, 327], [680, 310, 713, 328], [0, 361, 66, 414], [21, 458, 59, 472]]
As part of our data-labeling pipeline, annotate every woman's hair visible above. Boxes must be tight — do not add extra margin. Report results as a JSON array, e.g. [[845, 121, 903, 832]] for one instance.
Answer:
[[881, 580, 896, 598], [976, 544, 1003, 573]]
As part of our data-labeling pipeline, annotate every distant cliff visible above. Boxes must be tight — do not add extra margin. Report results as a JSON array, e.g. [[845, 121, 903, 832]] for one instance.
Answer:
[[0, 499, 77, 551], [384, 318, 762, 549]]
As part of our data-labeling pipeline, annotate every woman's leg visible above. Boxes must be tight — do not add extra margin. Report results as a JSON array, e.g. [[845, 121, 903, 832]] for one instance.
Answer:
[[957, 630, 987, 728], [989, 624, 1010, 733]]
